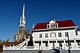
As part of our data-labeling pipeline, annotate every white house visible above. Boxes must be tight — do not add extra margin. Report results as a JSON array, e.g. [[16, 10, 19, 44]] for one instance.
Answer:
[[32, 20, 80, 50]]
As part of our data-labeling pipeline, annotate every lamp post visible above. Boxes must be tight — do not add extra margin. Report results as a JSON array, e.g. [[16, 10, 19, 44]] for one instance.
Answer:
[[67, 35, 71, 53]]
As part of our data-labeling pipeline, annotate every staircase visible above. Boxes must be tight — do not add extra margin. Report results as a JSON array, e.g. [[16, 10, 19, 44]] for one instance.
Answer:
[[15, 38, 30, 49]]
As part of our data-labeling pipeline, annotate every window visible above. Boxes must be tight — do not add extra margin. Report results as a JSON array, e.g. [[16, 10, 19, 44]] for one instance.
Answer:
[[65, 32, 68, 37], [45, 33, 48, 38], [50, 24, 56, 28], [47, 23, 58, 29], [76, 30, 78, 35], [58, 33, 62, 37], [50, 24, 55, 28], [47, 24, 49, 28], [50, 33, 56, 37], [39, 34, 42, 38]]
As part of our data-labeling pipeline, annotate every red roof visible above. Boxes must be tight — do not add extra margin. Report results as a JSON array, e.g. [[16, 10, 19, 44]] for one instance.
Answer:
[[33, 20, 76, 30]]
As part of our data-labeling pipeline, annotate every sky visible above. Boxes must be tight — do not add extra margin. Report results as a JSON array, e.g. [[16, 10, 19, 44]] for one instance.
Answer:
[[0, 0, 80, 41]]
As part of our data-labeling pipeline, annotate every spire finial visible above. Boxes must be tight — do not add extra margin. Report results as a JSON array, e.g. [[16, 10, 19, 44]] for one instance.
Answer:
[[20, 3, 26, 27], [22, 3, 25, 17]]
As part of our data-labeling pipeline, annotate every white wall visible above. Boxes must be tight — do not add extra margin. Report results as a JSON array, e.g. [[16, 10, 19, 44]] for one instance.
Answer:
[[32, 29, 76, 41], [32, 29, 80, 50]]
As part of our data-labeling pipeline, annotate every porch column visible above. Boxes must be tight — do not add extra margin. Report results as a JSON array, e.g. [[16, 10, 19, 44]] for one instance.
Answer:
[[56, 39, 58, 43], [74, 38, 77, 48], [40, 41, 42, 50], [55, 39, 58, 48], [63, 39, 66, 49], [48, 40, 49, 45]]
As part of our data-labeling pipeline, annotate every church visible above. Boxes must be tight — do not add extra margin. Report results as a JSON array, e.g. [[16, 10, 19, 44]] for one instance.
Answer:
[[0, 3, 80, 53], [3, 4, 34, 50]]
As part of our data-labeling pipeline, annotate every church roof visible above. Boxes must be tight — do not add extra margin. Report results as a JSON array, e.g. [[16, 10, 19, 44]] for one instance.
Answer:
[[32, 20, 76, 30]]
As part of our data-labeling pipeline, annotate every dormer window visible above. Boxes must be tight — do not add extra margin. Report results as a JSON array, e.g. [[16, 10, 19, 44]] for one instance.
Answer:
[[47, 20, 58, 29], [50, 23, 56, 28]]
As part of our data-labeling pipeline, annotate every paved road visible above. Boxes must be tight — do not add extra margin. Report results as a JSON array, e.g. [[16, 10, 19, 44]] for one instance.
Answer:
[[3, 50, 53, 53], [2, 50, 80, 53]]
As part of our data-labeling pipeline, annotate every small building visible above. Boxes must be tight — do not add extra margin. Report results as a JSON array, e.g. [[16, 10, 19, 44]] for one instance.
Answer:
[[32, 20, 80, 50]]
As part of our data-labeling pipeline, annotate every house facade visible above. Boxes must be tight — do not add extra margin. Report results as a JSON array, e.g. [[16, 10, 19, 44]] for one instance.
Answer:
[[32, 20, 80, 50]]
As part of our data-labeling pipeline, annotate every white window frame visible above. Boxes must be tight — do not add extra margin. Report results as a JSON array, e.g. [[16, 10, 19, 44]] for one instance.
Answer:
[[65, 32, 68, 37], [58, 32, 62, 37], [39, 34, 42, 38], [45, 33, 48, 38], [50, 33, 56, 37]]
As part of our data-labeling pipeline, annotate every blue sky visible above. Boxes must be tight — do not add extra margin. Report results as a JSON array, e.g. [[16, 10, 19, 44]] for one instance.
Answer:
[[0, 0, 80, 41]]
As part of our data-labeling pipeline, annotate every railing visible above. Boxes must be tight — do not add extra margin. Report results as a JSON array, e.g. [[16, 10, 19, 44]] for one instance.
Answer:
[[3, 39, 30, 50]]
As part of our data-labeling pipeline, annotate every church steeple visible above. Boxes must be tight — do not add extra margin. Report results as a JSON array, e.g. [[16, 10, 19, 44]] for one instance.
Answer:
[[20, 4, 26, 27], [15, 3, 30, 42]]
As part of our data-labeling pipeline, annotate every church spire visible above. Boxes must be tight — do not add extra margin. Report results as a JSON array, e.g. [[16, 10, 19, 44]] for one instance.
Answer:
[[15, 3, 30, 42], [22, 4, 25, 18], [20, 4, 26, 27]]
